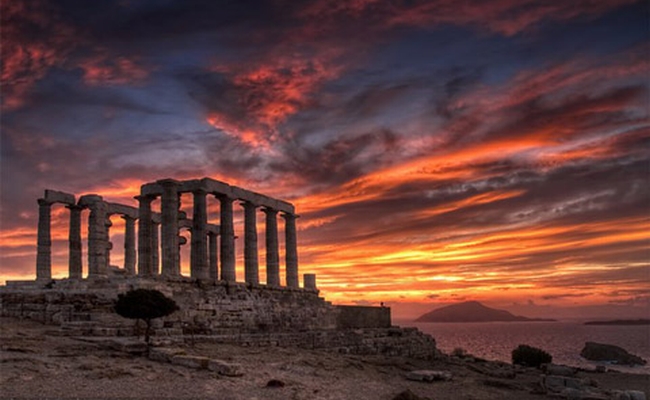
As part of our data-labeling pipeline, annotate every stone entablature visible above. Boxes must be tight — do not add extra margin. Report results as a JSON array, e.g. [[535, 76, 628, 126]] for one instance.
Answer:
[[32, 177, 311, 290]]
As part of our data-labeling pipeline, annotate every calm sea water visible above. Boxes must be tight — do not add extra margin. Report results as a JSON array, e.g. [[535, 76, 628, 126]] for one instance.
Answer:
[[396, 320, 650, 374]]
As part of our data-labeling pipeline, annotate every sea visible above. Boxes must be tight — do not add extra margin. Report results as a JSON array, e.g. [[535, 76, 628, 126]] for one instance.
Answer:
[[395, 319, 650, 374]]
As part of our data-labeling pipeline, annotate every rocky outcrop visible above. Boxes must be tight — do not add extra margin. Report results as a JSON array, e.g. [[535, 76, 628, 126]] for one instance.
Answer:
[[580, 342, 647, 366]]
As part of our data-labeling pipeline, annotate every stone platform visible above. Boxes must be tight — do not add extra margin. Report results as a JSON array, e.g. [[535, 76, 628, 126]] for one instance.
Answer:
[[0, 276, 436, 359]]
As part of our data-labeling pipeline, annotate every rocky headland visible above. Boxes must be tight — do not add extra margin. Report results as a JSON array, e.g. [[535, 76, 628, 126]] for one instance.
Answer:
[[2, 317, 648, 400]]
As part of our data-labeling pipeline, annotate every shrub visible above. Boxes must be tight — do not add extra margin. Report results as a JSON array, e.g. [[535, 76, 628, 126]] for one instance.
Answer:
[[114, 289, 178, 344], [512, 344, 552, 367], [451, 347, 468, 358]]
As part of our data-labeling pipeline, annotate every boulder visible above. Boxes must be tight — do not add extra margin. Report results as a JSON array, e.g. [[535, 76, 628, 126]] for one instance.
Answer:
[[207, 359, 243, 376], [392, 389, 428, 400], [148, 347, 185, 363], [611, 390, 647, 400], [580, 342, 647, 366], [542, 363, 576, 377], [171, 355, 209, 369], [406, 370, 452, 382]]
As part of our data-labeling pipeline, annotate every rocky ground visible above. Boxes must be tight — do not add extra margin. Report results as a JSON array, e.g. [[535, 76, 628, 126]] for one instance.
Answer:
[[1, 317, 648, 399]]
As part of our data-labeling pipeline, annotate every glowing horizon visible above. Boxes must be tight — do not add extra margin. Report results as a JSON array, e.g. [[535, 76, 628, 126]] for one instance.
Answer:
[[1, 0, 648, 319]]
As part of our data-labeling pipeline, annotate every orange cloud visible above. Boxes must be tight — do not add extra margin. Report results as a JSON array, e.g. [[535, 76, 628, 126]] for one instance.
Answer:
[[207, 52, 344, 148]]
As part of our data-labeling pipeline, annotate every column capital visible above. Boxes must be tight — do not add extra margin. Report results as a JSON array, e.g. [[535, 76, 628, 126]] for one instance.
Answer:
[[215, 193, 235, 201], [65, 204, 84, 211], [281, 212, 300, 220], [240, 200, 258, 209], [121, 214, 137, 221], [37, 198, 52, 207], [134, 194, 155, 203], [262, 207, 278, 215]]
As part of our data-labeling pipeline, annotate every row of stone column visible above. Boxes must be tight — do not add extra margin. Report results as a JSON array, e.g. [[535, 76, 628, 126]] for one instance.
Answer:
[[35, 189, 304, 289], [36, 197, 137, 281], [136, 184, 299, 288]]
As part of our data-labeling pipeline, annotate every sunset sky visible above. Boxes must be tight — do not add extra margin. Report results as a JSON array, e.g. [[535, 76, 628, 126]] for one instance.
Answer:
[[1, 0, 648, 319]]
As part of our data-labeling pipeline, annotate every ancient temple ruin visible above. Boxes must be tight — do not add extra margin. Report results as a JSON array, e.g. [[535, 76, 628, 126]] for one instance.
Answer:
[[1, 177, 437, 358], [33, 177, 314, 290]]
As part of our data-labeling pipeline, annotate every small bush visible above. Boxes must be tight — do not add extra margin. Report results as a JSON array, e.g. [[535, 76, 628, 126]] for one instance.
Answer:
[[451, 347, 468, 358], [511, 344, 552, 368], [114, 289, 178, 344]]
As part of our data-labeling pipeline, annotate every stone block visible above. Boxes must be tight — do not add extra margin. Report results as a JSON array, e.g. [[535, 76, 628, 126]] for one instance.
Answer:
[[106, 338, 148, 354], [543, 364, 576, 377], [207, 359, 243, 376], [149, 347, 186, 363], [44, 189, 75, 205], [171, 355, 209, 369], [542, 375, 567, 393], [627, 391, 647, 400], [406, 370, 452, 382]]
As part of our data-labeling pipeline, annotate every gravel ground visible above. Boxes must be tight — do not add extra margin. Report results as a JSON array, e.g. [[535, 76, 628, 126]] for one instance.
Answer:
[[1, 317, 648, 399]]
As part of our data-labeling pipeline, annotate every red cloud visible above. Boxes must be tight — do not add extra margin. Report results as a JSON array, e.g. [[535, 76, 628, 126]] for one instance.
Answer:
[[1, 0, 151, 110], [295, 0, 636, 36], [79, 53, 150, 86], [0, 0, 76, 109], [207, 52, 344, 148]]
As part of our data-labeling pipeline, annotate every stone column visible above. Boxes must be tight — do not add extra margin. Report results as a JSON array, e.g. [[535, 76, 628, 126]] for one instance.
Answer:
[[219, 195, 236, 282], [304, 273, 317, 290], [67, 205, 83, 279], [160, 179, 181, 277], [136, 195, 154, 276], [242, 201, 259, 285], [190, 190, 208, 280], [208, 232, 218, 280], [152, 221, 160, 275], [263, 208, 280, 286], [122, 215, 136, 275], [87, 200, 109, 277], [36, 199, 52, 281], [282, 213, 299, 288]]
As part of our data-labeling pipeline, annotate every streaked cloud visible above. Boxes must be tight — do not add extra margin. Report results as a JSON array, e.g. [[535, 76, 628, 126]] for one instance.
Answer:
[[1, 0, 648, 318]]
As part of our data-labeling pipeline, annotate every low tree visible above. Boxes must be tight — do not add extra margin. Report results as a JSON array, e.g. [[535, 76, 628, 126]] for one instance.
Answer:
[[512, 344, 552, 368], [114, 289, 179, 345]]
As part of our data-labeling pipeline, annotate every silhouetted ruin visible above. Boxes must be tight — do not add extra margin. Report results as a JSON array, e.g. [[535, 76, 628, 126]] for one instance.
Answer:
[[33, 177, 309, 288], [1, 178, 437, 358]]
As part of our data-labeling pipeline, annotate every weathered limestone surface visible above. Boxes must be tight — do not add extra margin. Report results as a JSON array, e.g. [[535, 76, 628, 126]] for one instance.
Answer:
[[242, 201, 259, 285], [219, 196, 236, 282], [36, 199, 52, 281], [122, 215, 136, 275], [83, 195, 110, 277], [190, 190, 208, 280], [159, 179, 181, 277], [283, 213, 299, 288], [336, 305, 391, 329], [67, 205, 83, 279], [264, 208, 280, 286], [136, 195, 154, 276]]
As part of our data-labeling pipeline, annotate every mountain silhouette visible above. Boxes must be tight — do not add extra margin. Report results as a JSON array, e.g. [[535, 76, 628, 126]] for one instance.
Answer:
[[415, 301, 554, 323]]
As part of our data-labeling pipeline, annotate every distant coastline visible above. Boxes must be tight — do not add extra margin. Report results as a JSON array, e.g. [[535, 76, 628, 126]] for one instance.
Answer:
[[584, 319, 650, 326], [415, 301, 556, 323]]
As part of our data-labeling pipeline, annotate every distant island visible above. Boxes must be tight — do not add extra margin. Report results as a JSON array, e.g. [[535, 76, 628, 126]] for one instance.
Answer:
[[584, 319, 650, 326], [415, 301, 555, 323]]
